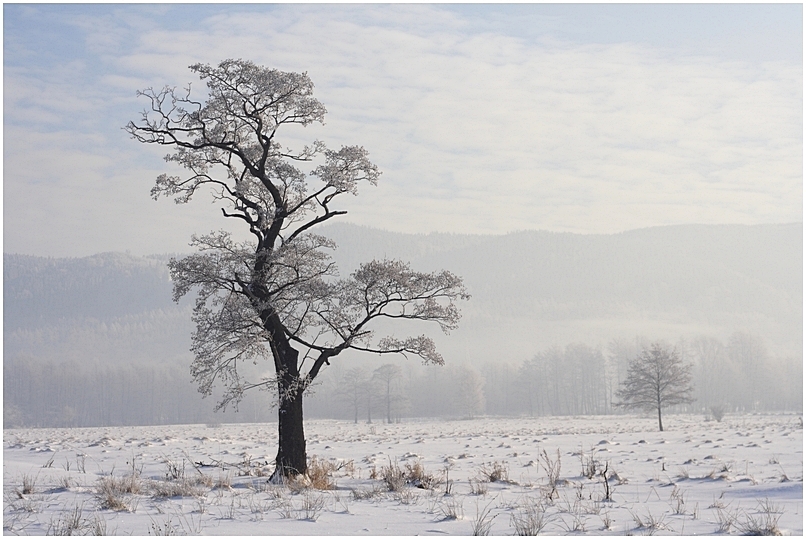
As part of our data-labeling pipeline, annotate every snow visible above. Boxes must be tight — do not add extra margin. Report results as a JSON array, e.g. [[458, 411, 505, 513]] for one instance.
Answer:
[[4, 413, 802, 535]]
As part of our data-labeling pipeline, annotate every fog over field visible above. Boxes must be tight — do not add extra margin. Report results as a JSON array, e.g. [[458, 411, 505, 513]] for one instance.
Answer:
[[4, 222, 801, 428]]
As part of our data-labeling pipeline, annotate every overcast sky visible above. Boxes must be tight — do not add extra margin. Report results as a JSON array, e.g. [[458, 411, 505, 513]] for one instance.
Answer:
[[4, 4, 802, 257]]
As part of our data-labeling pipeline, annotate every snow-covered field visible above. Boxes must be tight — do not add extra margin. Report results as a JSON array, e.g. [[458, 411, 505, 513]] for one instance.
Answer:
[[3, 413, 802, 535]]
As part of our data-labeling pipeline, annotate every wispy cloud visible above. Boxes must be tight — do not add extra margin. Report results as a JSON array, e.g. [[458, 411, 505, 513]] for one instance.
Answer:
[[4, 4, 801, 256]]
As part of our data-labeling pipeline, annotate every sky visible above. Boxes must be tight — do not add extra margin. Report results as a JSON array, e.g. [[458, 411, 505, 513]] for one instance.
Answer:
[[3, 4, 802, 257]]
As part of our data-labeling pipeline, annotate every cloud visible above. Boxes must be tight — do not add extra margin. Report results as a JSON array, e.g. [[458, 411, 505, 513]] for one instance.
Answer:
[[3, 5, 801, 256]]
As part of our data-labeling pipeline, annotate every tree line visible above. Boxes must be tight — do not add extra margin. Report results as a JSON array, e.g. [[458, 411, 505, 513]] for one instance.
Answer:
[[6, 331, 798, 429], [480, 332, 801, 418]]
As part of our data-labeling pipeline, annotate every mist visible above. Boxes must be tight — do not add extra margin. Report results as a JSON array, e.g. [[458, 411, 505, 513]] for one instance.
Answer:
[[4, 222, 801, 428]]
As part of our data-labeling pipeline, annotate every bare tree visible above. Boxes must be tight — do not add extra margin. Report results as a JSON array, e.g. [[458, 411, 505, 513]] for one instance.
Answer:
[[335, 367, 369, 424], [126, 59, 469, 478], [615, 342, 694, 431], [454, 366, 485, 418], [372, 364, 404, 424]]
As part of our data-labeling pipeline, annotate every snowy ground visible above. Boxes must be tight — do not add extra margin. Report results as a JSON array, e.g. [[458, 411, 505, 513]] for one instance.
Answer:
[[3, 413, 802, 535]]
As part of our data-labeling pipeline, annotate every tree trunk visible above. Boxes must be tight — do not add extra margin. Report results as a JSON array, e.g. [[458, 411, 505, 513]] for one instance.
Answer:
[[657, 405, 664, 432], [386, 383, 392, 424], [263, 311, 307, 480], [274, 371, 307, 478]]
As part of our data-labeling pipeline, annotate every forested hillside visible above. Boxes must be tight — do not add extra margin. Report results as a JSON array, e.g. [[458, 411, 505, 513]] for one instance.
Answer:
[[4, 223, 801, 427], [324, 222, 802, 357]]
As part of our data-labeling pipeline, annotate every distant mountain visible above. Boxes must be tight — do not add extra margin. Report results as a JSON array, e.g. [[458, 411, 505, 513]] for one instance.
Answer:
[[4, 252, 192, 366], [4, 252, 174, 331], [322, 222, 802, 358], [4, 223, 802, 368]]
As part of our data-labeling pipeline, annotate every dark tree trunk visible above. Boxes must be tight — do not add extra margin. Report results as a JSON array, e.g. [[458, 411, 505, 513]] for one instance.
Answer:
[[657, 405, 664, 432], [275, 374, 307, 477], [263, 310, 308, 480]]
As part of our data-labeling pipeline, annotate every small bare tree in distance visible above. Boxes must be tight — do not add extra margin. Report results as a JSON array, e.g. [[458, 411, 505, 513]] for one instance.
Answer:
[[372, 364, 404, 424], [335, 367, 369, 424], [125, 59, 469, 478], [615, 342, 694, 431]]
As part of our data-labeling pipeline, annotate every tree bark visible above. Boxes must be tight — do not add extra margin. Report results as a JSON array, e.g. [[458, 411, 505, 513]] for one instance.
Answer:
[[263, 310, 308, 479], [657, 404, 664, 432], [273, 367, 307, 478]]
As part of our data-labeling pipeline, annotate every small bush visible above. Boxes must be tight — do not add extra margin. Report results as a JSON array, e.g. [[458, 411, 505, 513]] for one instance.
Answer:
[[710, 405, 726, 422], [149, 519, 180, 536]]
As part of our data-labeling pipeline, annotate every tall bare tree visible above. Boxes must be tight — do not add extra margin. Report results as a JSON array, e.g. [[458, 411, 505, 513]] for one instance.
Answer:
[[454, 365, 485, 418], [372, 364, 404, 424], [615, 342, 694, 431], [335, 367, 369, 424], [126, 59, 469, 477]]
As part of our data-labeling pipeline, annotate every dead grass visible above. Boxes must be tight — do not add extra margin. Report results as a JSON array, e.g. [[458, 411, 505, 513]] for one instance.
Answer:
[[377, 458, 437, 492], [151, 478, 207, 498], [476, 461, 509, 483], [510, 497, 548, 535], [95, 473, 144, 511], [20, 473, 38, 495], [737, 499, 783, 536], [304, 456, 337, 490], [351, 484, 385, 500], [471, 501, 497, 536]]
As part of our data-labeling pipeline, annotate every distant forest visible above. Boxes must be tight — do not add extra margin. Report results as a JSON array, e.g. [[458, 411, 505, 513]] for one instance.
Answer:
[[4, 331, 801, 428], [4, 223, 802, 428]]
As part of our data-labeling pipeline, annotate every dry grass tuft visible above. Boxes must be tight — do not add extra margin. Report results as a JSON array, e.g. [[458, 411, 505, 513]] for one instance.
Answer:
[[20, 473, 38, 495], [378, 458, 438, 492], [477, 461, 509, 483], [151, 478, 207, 499], [305, 456, 337, 490], [96, 473, 144, 511], [404, 460, 438, 489], [510, 498, 548, 535], [351, 484, 385, 500], [471, 501, 497, 536], [737, 499, 783, 536]]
